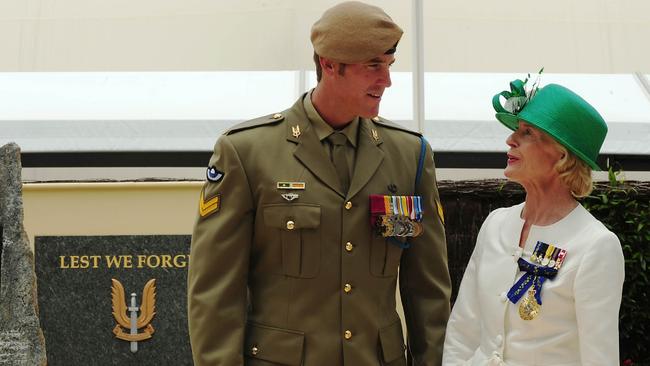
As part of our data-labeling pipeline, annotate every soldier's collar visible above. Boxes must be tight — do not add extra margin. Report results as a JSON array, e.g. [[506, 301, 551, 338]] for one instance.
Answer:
[[303, 89, 358, 147]]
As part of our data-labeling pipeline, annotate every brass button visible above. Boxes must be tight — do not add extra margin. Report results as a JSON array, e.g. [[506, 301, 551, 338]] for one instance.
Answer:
[[344, 283, 352, 293], [344, 330, 352, 340], [272, 113, 283, 119], [286, 220, 295, 230], [372, 116, 379, 122], [345, 242, 353, 252], [251, 346, 259, 355], [345, 201, 353, 210]]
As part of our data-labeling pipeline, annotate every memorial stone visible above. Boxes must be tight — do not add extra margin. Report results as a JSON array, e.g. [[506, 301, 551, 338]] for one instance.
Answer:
[[0, 143, 47, 366]]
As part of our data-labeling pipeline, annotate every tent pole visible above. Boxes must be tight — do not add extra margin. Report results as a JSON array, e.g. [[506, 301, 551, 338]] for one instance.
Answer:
[[412, 0, 425, 133]]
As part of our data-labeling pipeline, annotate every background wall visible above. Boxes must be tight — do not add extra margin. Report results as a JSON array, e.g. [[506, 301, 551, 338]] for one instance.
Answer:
[[1, 0, 649, 73], [21, 182, 202, 250]]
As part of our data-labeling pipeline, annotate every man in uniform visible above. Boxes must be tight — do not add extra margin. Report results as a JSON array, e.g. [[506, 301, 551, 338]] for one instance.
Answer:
[[187, 2, 451, 365]]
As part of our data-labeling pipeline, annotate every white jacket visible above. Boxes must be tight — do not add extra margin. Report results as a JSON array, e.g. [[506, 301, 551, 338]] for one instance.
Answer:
[[443, 203, 624, 366]]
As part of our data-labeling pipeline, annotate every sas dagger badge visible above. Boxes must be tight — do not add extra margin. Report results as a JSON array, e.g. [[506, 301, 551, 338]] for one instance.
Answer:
[[111, 278, 157, 353]]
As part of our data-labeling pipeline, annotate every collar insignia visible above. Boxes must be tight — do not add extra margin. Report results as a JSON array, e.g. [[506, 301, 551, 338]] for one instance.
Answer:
[[292, 125, 301, 138]]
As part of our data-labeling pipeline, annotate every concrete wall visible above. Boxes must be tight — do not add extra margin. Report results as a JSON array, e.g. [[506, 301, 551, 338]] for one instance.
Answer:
[[21, 182, 202, 250], [21, 168, 650, 247]]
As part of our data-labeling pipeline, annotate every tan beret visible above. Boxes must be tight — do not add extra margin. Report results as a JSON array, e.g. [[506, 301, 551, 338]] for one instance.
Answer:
[[311, 1, 403, 64]]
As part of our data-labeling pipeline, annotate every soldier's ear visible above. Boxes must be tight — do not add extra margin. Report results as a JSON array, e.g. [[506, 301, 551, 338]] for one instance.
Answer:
[[319, 57, 337, 76]]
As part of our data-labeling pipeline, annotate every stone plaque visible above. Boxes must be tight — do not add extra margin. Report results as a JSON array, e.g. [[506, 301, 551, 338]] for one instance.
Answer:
[[35, 235, 192, 365]]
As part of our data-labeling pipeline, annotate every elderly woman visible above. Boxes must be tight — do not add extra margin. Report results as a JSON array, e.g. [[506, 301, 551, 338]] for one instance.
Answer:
[[442, 80, 625, 366]]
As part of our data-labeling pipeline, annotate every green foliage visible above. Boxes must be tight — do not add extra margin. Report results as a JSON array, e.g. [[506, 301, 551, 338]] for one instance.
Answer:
[[583, 169, 650, 365]]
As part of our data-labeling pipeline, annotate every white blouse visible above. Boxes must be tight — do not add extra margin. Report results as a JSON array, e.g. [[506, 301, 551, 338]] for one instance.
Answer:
[[443, 203, 625, 366]]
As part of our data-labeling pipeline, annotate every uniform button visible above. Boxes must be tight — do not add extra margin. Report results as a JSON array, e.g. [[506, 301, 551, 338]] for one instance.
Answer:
[[345, 242, 354, 252], [286, 220, 295, 230], [495, 334, 503, 347], [344, 330, 352, 340], [345, 201, 353, 210], [272, 113, 283, 119], [344, 283, 352, 293], [251, 346, 259, 355], [499, 292, 508, 303]]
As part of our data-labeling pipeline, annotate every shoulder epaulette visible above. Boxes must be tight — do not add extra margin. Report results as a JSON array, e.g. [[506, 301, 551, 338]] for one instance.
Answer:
[[225, 112, 286, 135], [371, 116, 422, 137]]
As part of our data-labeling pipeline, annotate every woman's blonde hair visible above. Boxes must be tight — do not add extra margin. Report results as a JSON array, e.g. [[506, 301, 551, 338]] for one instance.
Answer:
[[552, 142, 594, 198]]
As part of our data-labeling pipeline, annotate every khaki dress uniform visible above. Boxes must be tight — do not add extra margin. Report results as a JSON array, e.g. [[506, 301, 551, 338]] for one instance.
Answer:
[[188, 93, 451, 366]]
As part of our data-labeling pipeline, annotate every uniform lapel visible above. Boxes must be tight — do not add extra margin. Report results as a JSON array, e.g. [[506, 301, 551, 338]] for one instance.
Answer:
[[347, 119, 384, 199], [286, 97, 345, 197]]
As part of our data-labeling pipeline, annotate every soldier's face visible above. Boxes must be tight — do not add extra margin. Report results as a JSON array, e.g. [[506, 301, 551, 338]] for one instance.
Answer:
[[335, 54, 394, 118]]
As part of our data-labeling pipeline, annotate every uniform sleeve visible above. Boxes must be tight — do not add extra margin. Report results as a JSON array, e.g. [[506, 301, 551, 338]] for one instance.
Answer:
[[574, 228, 625, 365], [187, 135, 254, 366], [441, 212, 491, 365], [399, 141, 452, 365]]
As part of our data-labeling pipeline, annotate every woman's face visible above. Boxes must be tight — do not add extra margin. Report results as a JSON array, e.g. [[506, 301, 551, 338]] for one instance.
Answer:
[[504, 121, 564, 186]]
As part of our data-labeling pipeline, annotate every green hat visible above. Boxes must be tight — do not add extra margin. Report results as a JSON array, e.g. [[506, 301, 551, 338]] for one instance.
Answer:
[[492, 80, 608, 170]]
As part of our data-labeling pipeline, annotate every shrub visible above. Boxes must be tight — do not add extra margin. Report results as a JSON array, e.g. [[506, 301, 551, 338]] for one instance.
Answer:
[[583, 170, 650, 365]]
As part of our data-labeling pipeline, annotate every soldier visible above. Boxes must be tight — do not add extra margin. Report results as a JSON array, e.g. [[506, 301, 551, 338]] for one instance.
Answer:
[[187, 2, 451, 365]]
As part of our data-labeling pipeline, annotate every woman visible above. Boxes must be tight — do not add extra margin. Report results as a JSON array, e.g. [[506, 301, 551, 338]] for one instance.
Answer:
[[442, 80, 625, 366]]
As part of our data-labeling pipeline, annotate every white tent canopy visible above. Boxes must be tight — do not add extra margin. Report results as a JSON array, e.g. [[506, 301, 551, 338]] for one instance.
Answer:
[[1, 72, 649, 155]]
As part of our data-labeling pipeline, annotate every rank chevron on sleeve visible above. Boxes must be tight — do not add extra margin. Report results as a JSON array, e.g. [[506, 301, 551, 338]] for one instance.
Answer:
[[199, 189, 220, 217]]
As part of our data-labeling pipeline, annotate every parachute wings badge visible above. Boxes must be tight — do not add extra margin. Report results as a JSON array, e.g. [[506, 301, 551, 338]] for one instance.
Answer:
[[111, 278, 157, 353]]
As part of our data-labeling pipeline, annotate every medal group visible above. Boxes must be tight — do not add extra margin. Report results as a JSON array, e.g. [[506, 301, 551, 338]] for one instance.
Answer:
[[530, 241, 567, 270], [370, 194, 424, 238], [508, 241, 568, 320]]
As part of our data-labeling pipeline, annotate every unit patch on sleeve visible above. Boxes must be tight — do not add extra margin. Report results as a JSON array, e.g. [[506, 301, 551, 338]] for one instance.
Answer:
[[206, 166, 224, 183]]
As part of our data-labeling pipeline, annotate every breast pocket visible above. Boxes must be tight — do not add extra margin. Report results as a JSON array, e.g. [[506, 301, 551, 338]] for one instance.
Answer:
[[263, 203, 321, 278], [370, 236, 405, 277]]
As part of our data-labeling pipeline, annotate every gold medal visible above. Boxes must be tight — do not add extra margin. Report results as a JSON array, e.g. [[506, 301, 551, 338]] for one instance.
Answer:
[[519, 289, 541, 320]]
